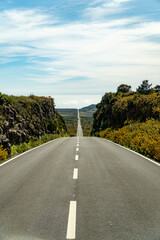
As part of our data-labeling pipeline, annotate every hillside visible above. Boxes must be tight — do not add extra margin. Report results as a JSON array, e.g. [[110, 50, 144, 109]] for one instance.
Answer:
[[92, 92, 160, 134], [0, 94, 67, 155], [80, 104, 96, 111], [80, 104, 96, 117], [92, 91, 160, 161]]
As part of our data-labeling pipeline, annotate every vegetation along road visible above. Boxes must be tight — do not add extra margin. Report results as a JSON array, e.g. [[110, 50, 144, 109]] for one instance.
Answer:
[[0, 110, 160, 240]]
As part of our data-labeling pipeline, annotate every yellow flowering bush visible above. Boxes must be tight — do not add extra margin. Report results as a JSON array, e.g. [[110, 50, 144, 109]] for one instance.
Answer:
[[98, 119, 160, 161], [154, 144, 160, 161], [0, 145, 8, 161]]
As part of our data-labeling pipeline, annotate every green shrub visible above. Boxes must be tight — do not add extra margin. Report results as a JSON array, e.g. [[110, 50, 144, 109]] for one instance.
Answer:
[[10, 133, 68, 158], [11, 145, 18, 156]]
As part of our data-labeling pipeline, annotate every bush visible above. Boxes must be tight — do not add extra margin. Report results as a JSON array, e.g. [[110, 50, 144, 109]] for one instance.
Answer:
[[154, 146, 160, 161], [0, 145, 8, 161], [98, 119, 160, 161], [92, 92, 160, 133], [11, 145, 18, 156], [16, 142, 30, 154]]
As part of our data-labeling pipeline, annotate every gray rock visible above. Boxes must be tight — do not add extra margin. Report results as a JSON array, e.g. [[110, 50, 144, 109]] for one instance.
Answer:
[[8, 129, 21, 145], [9, 117, 14, 128], [4, 120, 10, 129]]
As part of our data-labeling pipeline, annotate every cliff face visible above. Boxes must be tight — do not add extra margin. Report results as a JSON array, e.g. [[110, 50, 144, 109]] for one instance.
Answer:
[[0, 94, 67, 154]]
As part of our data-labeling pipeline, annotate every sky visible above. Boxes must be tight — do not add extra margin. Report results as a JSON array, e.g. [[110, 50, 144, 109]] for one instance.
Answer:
[[0, 0, 160, 108]]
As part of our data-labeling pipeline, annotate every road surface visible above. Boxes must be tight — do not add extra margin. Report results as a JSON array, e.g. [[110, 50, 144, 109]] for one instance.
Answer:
[[0, 111, 160, 240], [77, 109, 83, 137]]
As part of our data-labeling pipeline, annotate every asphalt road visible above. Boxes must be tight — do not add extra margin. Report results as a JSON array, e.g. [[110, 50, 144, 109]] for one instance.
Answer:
[[0, 114, 160, 240], [77, 109, 83, 137]]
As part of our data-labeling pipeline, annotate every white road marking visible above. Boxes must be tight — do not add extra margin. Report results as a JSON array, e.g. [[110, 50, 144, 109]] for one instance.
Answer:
[[76, 148, 79, 152], [66, 201, 77, 239], [73, 168, 78, 179], [77, 144, 79, 147], [75, 155, 79, 161]]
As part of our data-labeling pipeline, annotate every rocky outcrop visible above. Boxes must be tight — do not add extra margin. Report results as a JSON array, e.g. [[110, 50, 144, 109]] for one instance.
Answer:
[[0, 94, 67, 154]]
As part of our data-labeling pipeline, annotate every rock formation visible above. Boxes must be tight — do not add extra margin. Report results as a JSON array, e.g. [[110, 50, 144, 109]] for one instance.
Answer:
[[0, 94, 67, 154]]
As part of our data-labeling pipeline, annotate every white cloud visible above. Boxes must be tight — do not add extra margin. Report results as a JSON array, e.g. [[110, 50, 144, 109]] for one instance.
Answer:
[[85, 0, 132, 19], [0, 9, 56, 27], [54, 95, 102, 108], [0, 7, 160, 94], [106, 0, 132, 8], [90, 0, 131, 7]]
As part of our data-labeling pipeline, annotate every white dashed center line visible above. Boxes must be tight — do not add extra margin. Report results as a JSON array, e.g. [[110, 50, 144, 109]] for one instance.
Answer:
[[73, 168, 78, 179], [66, 112, 81, 239], [66, 201, 77, 239]]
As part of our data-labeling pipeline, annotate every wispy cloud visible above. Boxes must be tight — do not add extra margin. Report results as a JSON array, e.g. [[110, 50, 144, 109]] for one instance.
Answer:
[[0, 2, 160, 94], [85, 0, 132, 19]]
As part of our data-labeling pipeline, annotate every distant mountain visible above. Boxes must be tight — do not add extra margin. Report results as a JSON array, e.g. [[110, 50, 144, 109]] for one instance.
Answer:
[[79, 104, 97, 118], [80, 104, 96, 112], [56, 108, 77, 117]]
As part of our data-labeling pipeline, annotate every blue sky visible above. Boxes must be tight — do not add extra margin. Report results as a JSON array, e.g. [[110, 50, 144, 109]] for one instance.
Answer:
[[0, 0, 160, 108]]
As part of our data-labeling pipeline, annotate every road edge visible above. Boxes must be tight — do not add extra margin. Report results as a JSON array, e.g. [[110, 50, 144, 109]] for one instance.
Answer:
[[0, 137, 69, 168], [94, 137, 160, 167]]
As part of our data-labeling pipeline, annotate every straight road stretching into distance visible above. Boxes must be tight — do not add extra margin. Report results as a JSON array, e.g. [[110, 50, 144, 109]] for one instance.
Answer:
[[0, 110, 160, 240]]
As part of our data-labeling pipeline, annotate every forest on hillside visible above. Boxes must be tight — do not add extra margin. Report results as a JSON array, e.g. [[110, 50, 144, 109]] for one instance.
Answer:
[[92, 80, 160, 161]]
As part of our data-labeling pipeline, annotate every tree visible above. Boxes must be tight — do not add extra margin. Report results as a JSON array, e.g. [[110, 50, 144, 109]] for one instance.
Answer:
[[136, 80, 152, 94], [154, 85, 160, 93], [117, 84, 131, 93]]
